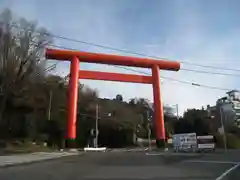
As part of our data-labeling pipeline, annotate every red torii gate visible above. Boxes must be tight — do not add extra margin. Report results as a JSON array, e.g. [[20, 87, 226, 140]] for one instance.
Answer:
[[45, 48, 180, 147]]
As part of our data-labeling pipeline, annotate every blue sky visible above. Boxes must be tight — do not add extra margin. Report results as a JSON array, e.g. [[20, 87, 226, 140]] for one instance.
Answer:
[[1, 0, 240, 115]]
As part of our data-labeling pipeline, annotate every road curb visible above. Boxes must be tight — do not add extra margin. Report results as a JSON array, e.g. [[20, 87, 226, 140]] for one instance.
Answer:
[[108, 148, 149, 152], [0, 152, 82, 168]]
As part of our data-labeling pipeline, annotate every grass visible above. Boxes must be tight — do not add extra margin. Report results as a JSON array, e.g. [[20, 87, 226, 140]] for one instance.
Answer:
[[0, 140, 55, 155]]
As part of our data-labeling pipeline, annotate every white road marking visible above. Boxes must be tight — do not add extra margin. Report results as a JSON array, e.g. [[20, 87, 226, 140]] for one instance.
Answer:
[[146, 152, 164, 156], [146, 152, 240, 179], [215, 163, 240, 180], [145, 152, 200, 156], [185, 160, 239, 165]]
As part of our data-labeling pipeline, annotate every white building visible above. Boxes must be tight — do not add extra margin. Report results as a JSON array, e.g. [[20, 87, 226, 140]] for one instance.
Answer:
[[147, 102, 178, 118], [216, 90, 240, 127]]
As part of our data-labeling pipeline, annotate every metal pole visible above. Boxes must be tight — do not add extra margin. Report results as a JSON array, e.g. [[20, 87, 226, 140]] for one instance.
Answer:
[[95, 103, 99, 148], [219, 107, 227, 152], [148, 124, 151, 151], [48, 90, 52, 121], [224, 112, 228, 151], [147, 110, 151, 150], [176, 104, 179, 119]]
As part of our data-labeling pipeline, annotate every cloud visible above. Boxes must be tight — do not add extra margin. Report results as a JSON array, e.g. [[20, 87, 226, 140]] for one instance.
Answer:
[[139, 4, 240, 115], [2, 0, 240, 115], [159, 31, 240, 114]]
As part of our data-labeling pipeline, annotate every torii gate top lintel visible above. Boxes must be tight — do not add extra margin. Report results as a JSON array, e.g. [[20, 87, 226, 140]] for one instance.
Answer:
[[46, 48, 180, 71]]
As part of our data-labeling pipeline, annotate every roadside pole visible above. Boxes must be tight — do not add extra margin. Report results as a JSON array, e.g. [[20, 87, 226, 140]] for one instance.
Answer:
[[219, 107, 227, 152], [48, 89, 52, 121], [176, 104, 179, 120], [147, 110, 151, 151], [148, 124, 151, 151], [95, 103, 99, 148]]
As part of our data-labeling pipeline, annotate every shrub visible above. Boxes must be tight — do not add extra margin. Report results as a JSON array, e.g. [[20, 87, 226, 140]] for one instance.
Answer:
[[215, 133, 240, 149]]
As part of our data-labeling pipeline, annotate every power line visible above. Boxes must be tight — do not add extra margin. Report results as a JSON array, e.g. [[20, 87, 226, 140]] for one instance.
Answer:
[[45, 43, 240, 78], [30, 41, 236, 92], [4, 26, 237, 92], [45, 44, 235, 91], [46, 35, 240, 72], [43, 35, 240, 76], [45, 34, 240, 72], [181, 68, 240, 77], [115, 66, 233, 91], [8, 23, 240, 72]]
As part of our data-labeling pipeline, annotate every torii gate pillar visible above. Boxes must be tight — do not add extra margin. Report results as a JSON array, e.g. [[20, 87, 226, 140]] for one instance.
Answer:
[[152, 65, 165, 146]]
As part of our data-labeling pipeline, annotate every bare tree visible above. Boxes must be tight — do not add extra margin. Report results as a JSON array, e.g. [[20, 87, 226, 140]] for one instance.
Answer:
[[0, 8, 53, 126]]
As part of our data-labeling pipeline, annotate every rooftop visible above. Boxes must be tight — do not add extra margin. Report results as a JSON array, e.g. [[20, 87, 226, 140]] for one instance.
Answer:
[[226, 90, 240, 94]]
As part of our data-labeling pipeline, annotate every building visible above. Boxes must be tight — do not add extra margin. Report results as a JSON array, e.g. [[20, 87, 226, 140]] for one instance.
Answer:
[[208, 90, 240, 128], [163, 104, 178, 118], [147, 102, 178, 118], [206, 105, 217, 119], [225, 90, 240, 127]]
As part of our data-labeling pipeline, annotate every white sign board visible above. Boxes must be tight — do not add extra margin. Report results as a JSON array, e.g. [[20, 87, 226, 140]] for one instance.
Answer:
[[172, 133, 197, 152]]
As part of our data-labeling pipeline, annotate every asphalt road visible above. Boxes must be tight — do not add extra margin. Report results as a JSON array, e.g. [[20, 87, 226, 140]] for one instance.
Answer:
[[0, 151, 239, 180]]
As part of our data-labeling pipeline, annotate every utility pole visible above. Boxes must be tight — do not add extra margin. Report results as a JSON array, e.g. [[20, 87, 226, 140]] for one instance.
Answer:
[[147, 110, 152, 151], [95, 103, 99, 148], [219, 107, 227, 152], [48, 90, 52, 121], [176, 104, 179, 119]]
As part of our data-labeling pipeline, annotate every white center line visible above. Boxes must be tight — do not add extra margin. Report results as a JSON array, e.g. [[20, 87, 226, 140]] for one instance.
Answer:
[[185, 160, 239, 165], [216, 163, 240, 180], [145, 152, 201, 156]]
